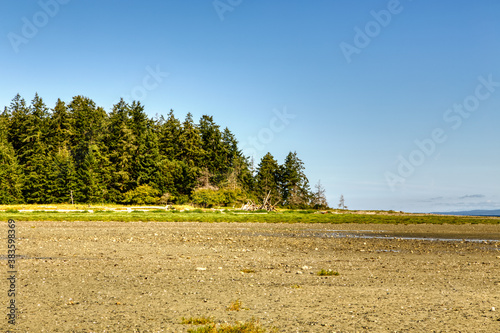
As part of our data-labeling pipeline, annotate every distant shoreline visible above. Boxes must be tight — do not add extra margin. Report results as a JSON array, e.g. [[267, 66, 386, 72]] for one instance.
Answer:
[[430, 209, 500, 217]]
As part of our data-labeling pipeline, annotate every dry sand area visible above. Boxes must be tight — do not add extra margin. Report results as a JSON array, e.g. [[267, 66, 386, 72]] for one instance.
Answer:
[[2, 221, 500, 332]]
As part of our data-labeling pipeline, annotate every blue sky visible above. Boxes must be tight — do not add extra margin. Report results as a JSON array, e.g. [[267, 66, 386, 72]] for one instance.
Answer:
[[1, 0, 499, 212]]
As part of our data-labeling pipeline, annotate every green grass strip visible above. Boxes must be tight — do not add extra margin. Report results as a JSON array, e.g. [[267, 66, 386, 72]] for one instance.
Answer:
[[0, 211, 499, 224]]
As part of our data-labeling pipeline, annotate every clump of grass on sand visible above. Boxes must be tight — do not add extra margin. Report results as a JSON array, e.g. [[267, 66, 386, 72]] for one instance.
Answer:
[[187, 319, 273, 333], [317, 269, 339, 276], [181, 316, 215, 325], [227, 299, 243, 311]]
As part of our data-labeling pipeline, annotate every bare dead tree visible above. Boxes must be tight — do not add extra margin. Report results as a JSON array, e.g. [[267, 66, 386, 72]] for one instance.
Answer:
[[241, 191, 279, 212], [338, 194, 346, 210]]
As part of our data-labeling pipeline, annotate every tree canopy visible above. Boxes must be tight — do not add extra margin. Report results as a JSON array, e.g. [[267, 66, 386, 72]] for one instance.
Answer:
[[0, 94, 327, 208]]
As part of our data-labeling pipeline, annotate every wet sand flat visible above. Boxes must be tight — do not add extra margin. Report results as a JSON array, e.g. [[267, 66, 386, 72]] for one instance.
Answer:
[[2, 221, 500, 332]]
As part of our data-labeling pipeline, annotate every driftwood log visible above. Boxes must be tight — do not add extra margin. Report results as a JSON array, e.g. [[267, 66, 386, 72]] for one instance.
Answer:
[[241, 191, 279, 212]]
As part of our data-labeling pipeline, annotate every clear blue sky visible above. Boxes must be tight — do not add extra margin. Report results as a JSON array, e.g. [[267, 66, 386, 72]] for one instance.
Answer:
[[2, 0, 499, 212]]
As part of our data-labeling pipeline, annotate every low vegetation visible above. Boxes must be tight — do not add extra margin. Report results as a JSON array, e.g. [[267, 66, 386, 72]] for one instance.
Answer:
[[181, 316, 215, 325], [180, 303, 276, 332], [182, 317, 277, 333], [186, 319, 272, 333], [227, 299, 243, 312], [1, 205, 499, 224], [317, 269, 340, 276]]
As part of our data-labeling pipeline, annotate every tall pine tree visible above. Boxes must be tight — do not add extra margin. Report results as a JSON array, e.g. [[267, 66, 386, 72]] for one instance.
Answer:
[[47, 99, 72, 152], [158, 109, 181, 160], [68, 96, 110, 203], [0, 112, 23, 203], [6, 94, 31, 160], [46, 146, 77, 203], [129, 101, 160, 189], [255, 153, 281, 204], [178, 112, 204, 167], [280, 151, 311, 208], [106, 99, 136, 201], [199, 115, 225, 185], [21, 94, 51, 203]]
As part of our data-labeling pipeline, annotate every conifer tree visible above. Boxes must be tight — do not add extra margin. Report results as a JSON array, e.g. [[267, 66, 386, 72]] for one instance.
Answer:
[[68, 96, 110, 203], [20, 94, 51, 203], [0, 113, 23, 203], [158, 109, 181, 160], [156, 158, 183, 198], [106, 99, 136, 201], [178, 112, 204, 167], [22, 140, 50, 203], [199, 115, 225, 184], [175, 113, 205, 196], [129, 101, 161, 190], [46, 147, 77, 203], [220, 128, 254, 193], [47, 99, 71, 152], [255, 152, 281, 204], [45, 99, 74, 203], [221, 127, 239, 166], [129, 101, 148, 138], [133, 127, 161, 189], [280, 151, 311, 208], [6, 94, 30, 159], [76, 145, 107, 203], [30, 93, 50, 130], [68, 96, 107, 163]]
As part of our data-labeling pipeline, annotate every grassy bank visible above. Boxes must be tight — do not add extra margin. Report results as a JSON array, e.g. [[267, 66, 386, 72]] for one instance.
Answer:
[[0, 205, 499, 224]]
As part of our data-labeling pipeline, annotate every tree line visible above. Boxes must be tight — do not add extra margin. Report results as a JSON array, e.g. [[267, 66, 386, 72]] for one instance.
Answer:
[[0, 94, 328, 208]]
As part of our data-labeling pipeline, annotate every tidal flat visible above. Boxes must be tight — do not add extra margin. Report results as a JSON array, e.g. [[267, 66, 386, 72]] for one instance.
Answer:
[[1, 221, 499, 332]]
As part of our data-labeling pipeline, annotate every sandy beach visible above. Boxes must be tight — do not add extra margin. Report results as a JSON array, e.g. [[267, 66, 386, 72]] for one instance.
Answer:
[[2, 221, 500, 332]]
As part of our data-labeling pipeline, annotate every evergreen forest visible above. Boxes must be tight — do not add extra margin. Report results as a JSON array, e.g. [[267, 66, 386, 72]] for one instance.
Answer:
[[0, 94, 328, 208]]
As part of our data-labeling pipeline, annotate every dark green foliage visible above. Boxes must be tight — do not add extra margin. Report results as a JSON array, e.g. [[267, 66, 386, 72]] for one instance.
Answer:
[[46, 147, 77, 203], [0, 94, 317, 206], [5, 94, 31, 157], [0, 113, 23, 203], [47, 99, 71, 151], [255, 153, 281, 204], [280, 151, 311, 208], [22, 139, 50, 203], [18, 94, 51, 203], [76, 144, 108, 203], [68, 96, 107, 164], [199, 115, 226, 184], [133, 127, 161, 188], [68, 96, 110, 203], [178, 112, 204, 167], [158, 109, 181, 160], [106, 99, 137, 200]]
